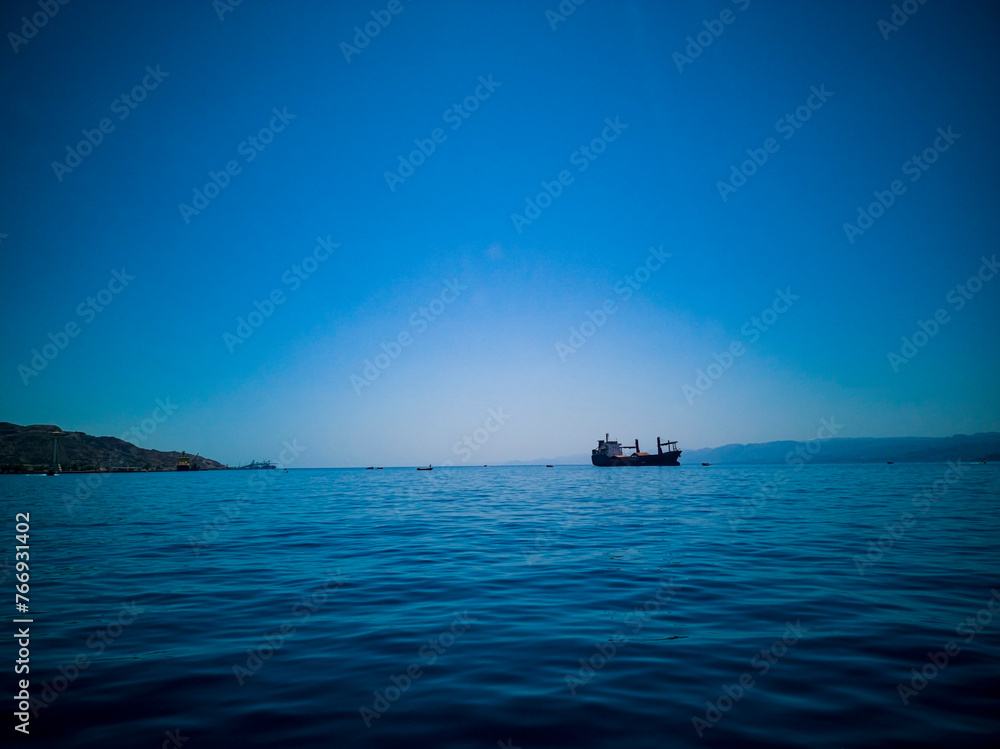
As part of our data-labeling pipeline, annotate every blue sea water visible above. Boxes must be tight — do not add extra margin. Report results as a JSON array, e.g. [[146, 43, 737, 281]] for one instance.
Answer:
[[2, 463, 999, 748]]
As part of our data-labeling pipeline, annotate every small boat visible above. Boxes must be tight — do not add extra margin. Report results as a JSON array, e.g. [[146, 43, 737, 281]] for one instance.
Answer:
[[377, 467, 383, 469], [701, 462, 710, 466], [546, 464, 553, 468], [365, 466, 374, 470], [887, 461, 894, 465], [417, 465, 433, 471]]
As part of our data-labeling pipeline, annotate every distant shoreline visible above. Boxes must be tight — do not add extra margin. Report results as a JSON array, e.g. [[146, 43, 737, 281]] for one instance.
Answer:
[[2, 460, 993, 475]]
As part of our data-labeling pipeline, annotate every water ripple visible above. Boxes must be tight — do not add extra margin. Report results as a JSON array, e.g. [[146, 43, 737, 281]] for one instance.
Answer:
[[1, 464, 998, 747]]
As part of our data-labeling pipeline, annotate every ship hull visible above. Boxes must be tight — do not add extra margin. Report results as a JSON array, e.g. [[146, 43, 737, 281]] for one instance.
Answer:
[[592, 451, 681, 467]]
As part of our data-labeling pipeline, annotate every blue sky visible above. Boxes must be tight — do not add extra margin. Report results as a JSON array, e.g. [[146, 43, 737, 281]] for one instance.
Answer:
[[1, 0, 998, 467]]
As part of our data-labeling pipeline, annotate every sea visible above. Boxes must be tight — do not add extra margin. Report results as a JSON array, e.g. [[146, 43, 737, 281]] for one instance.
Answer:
[[1, 463, 998, 748]]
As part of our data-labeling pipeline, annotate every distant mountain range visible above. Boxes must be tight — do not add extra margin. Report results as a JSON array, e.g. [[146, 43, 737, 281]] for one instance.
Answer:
[[506, 433, 1000, 466], [0, 422, 226, 473]]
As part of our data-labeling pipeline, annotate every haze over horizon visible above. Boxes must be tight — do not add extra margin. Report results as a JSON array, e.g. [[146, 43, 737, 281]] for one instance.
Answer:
[[2, 0, 999, 468]]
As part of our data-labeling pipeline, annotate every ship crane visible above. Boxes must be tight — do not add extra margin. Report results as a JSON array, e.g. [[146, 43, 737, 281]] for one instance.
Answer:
[[657, 437, 678, 454]]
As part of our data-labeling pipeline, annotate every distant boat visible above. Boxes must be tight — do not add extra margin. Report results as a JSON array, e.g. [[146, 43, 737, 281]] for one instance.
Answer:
[[887, 461, 894, 465], [702, 462, 710, 467], [592, 434, 682, 467], [377, 467, 383, 469], [417, 465, 433, 471], [546, 464, 553, 468], [366, 466, 374, 470]]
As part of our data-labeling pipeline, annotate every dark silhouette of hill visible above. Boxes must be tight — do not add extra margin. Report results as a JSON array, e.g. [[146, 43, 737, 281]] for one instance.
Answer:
[[0, 422, 225, 472]]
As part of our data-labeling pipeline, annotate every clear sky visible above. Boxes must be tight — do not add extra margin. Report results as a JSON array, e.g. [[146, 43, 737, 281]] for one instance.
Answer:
[[2, 0, 998, 467]]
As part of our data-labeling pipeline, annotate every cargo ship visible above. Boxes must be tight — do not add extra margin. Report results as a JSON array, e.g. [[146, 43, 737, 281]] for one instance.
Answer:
[[591, 434, 681, 467], [176, 452, 199, 471]]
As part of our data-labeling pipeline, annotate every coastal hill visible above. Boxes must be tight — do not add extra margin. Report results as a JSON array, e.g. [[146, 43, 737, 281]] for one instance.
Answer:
[[0, 422, 226, 473], [507, 433, 1000, 466]]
